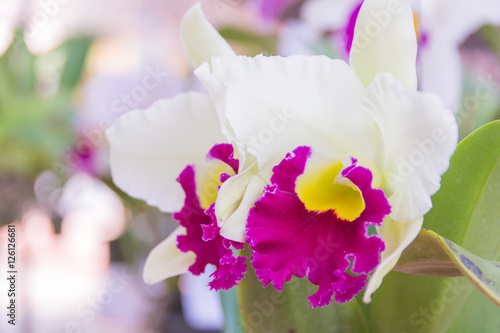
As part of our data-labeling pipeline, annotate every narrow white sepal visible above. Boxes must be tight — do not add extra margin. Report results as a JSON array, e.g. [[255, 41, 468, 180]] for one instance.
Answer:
[[180, 3, 235, 69], [350, 0, 417, 90], [363, 216, 423, 303], [143, 226, 196, 285]]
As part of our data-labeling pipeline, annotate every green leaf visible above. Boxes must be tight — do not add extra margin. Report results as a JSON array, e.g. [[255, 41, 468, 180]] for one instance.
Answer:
[[447, 289, 500, 332], [220, 287, 244, 333], [394, 229, 500, 308], [235, 248, 369, 332], [283, 277, 369, 333], [237, 253, 293, 333], [423, 120, 500, 257], [393, 230, 462, 277], [439, 237, 500, 308], [372, 273, 473, 333], [0, 91, 75, 174], [372, 120, 500, 332]]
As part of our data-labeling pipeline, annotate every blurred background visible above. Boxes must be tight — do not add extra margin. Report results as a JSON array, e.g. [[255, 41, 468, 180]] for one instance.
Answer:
[[0, 0, 499, 332]]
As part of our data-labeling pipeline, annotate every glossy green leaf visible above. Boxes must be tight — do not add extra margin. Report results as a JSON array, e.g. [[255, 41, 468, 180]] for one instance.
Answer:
[[372, 120, 500, 332], [394, 229, 462, 277], [423, 120, 500, 257], [439, 238, 500, 309], [394, 229, 500, 307]]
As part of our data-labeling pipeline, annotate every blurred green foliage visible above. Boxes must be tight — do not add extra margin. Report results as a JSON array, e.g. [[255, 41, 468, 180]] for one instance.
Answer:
[[0, 33, 92, 176]]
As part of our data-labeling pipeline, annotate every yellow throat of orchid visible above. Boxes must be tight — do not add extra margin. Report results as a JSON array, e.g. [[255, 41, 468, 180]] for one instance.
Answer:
[[295, 159, 365, 222], [196, 163, 236, 210]]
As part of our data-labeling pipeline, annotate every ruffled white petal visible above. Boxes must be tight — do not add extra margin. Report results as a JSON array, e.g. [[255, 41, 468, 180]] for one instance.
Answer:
[[180, 3, 235, 69], [362, 74, 458, 223], [350, 0, 417, 90], [363, 216, 423, 303], [143, 226, 196, 285], [106, 92, 225, 213], [222, 55, 377, 176]]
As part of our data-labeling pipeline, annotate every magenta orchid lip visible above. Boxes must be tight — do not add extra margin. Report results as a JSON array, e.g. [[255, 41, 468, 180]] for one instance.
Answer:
[[175, 144, 247, 290], [247, 146, 390, 307], [173, 144, 391, 307]]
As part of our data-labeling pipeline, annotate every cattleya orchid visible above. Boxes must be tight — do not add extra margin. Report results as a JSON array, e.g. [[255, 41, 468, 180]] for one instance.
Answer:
[[106, 0, 457, 308]]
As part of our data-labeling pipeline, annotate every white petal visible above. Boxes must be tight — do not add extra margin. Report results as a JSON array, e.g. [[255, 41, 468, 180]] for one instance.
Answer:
[[418, 0, 500, 108], [195, 55, 258, 172], [215, 162, 257, 224], [181, 3, 235, 69], [421, 0, 500, 46], [217, 166, 267, 242], [143, 226, 196, 285], [362, 74, 458, 222], [222, 55, 377, 175], [419, 38, 462, 109], [350, 0, 417, 90], [194, 55, 240, 142], [106, 92, 225, 213], [363, 216, 423, 303], [300, 0, 359, 32]]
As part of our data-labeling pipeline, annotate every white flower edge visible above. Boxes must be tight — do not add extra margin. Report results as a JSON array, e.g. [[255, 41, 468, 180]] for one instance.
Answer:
[[363, 216, 423, 303], [143, 226, 196, 284], [350, 0, 417, 90], [106, 92, 225, 213], [180, 3, 235, 69]]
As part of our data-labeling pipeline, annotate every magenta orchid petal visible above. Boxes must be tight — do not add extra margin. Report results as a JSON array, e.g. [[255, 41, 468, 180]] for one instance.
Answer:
[[341, 158, 391, 228], [331, 272, 367, 304], [207, 143, 239, 174], [174, 165, 227, 275], [208, 255, 248, 291], [174, 144, 246, 289], [247, 146, 390, 307], [219, 173, 232, 183], [201, 205, 220, 242]]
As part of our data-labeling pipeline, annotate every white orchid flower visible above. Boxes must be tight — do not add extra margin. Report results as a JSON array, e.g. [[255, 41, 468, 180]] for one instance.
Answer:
[[192, 0, 456, 305], [107, 0, 457, 306]]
